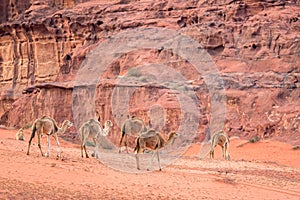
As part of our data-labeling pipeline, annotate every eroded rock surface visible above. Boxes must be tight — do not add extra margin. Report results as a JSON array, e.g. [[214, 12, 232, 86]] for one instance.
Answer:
[[0, 0, 299, 145]]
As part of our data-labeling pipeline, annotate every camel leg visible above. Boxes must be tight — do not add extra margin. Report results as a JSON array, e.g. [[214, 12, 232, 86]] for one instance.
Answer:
[[38, 134, 44, 156], [92, 138, 99, 158], [81, 136, 89, 158], [210, 146, 215, 159], [135, 153, 140, 170], [92, 138, 96, 157], [53, 133, 61, 159], [221, 146, 225, 159], [94, 147, 99, 159], [27, 143, 31, 156], [147, 150, 157, 171], [82, 144, 89, 158], [80, 140, 84, 158], [27, 133, 34, 155], [81, 145, 84, 158], [225, 143, 230, 160], [27, 123, 37, 156], [226, 150, 230, 160], [209, 150, 213, 159], [45, 135, 51, 157], [125, 134, 129, 153], [156, 151, 161, 171], [119, 133, 124, 153], [224, 144, 227, 160], [83, 145, 89, 158]]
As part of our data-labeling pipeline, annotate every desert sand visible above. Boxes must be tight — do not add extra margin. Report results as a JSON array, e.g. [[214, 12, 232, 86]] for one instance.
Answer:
[[0, 128, 299, 199]]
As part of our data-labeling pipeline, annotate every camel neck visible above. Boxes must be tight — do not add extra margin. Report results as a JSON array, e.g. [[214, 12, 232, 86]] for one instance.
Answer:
[[102, 124, 111, 136], [58, 121, 68, 133], [165, 135, 176, 146]]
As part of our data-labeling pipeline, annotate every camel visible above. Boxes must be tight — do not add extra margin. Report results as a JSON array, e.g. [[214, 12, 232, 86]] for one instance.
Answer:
[[134, 129, 179, 171], [79, 119, 113, 158], [26, 116, 73, 158], [15, 128, 25, 141], [209, 131, 230, 160], [256, 111, 284, 141], [119, 116, 147, 153]]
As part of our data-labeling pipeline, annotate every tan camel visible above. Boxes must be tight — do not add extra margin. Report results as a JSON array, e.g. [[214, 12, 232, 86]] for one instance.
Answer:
[[209, 131, 230, 160], [79, 119, 113, 158], [15, 128, 25, 141], [26, 116, 73, 158], [119, 116, 147, 153], [256, 111, 284, 141], [134, 129, 179, 171]]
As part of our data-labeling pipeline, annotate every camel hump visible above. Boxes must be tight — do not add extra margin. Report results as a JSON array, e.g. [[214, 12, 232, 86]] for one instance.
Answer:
[[139, 129, 158, 138], [88, 118, 100, 124], [212, 130, 229, 145], [40, 116, 59, 133], [216, 130, 225, 134], [213, 130, 228, 138]]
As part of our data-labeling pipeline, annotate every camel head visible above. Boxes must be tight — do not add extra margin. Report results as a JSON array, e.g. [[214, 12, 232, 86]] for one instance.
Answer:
[[168, 131, 179, 145], [64, 120, 74, 128], [104, 120, 113, 128]]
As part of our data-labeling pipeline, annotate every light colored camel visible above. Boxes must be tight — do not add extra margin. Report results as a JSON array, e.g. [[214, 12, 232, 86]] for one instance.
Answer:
[[79, 119, 113, 158], [15, 128, 25, 141], [209, 131, 230, 160], [26, 116, 73, 158], [134, 129, 179, 171], [256, 111, 284, 141], [119, 116, 147, 153]]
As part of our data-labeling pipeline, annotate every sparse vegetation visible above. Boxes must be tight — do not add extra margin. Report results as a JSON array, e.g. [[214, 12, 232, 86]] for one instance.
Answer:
[[127, 68, 142, 77], [167, 82, 180, 90], [292, 145, 300, 150], [249, 134, 260, 143], [139, 76, 148, 82], [86, 141, 95, 147], [188, 91, 198, 101]]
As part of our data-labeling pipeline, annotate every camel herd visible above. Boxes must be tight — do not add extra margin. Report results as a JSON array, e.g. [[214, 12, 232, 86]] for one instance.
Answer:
[[21, 115, 230, 171]]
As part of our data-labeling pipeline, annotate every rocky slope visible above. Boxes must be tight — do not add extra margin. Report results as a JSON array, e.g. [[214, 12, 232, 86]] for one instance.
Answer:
[[0, 0, 299, 145]]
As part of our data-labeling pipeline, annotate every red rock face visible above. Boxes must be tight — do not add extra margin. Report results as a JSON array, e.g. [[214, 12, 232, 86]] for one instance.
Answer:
[[0, 0, 31, 22], [0, 0, 299, 145]]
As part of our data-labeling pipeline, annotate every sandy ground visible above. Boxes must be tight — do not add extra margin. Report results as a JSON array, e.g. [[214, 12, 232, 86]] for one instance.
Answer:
[[0, 128, 299, 199]]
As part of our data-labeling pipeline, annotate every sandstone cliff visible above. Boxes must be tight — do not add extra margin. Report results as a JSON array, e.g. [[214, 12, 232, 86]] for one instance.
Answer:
[[0, 0, 299, 145]]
